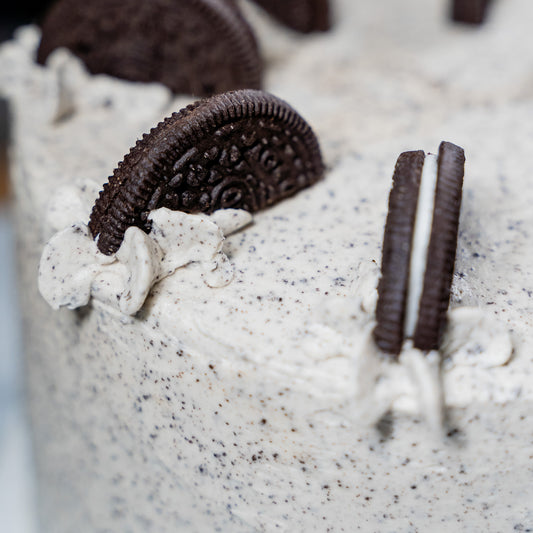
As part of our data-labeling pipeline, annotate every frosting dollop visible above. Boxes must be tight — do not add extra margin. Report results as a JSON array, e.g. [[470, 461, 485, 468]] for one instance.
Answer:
[[39, 207, 252, 315]]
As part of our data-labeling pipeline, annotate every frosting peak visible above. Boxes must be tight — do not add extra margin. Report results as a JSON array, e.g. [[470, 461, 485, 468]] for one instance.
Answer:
[[39, 206, 252, 315]]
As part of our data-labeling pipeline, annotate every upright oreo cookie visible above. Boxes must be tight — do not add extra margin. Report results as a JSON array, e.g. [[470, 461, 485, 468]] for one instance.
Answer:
[[451, 0, 491, 25], [374, 142, 465, 356], [89, 89, 324, 255], [37, 0, 261, 96], [249, 0, 331, 33]]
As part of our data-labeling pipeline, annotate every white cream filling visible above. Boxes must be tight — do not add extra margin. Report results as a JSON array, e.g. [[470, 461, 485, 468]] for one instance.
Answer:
[[403, 153, 438, 340]]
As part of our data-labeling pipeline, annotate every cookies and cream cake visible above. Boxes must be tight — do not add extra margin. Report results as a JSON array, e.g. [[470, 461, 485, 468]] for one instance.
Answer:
[[1, 0, 533, 531]]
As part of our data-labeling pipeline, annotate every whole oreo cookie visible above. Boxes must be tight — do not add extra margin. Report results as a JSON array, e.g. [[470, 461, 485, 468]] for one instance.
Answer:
[[89, 89, 324, 255], [249, 0, 331, 33], [37, 0, 262, 96], [374, 142, 465, 356]]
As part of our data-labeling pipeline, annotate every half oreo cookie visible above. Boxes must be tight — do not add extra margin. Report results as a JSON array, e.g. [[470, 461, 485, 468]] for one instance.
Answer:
[[374, 142, 465, 356], [37, 0, 262, 96], [451, 0, 491, 25], [89, 89, 324, 255], [249, 0, 331, 33]]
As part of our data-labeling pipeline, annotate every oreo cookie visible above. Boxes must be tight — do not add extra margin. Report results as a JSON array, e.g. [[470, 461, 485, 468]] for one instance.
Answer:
[[89, 89, 324, 255], [374, 142, 465, 356], [249, 0, 331, 33], [37, 0, 262, 96], [451, 0, 491, 25]]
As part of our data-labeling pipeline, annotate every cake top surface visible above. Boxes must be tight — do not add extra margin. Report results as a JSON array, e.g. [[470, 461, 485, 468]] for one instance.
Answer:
[[1, 0, 533, 429]]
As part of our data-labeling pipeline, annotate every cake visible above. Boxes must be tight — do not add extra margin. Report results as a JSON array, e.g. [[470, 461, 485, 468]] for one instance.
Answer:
[[1, 0, 533, 531]]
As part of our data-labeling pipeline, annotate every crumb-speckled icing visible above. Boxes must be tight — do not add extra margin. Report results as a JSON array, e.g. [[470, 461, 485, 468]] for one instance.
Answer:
[[39, 204, 252, 314], [2, 0, 533, 531]]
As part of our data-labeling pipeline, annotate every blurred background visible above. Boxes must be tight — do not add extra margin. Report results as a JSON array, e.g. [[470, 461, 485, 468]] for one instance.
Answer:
[[1, 3, 54, 532]]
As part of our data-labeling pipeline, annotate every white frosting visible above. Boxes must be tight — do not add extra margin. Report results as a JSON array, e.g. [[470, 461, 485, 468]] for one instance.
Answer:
[[3, 1, 533, 530], [39, 203, 252, 315]]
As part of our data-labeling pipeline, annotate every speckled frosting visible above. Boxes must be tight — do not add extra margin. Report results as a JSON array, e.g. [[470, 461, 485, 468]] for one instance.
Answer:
[[2, 0, 533, 531]]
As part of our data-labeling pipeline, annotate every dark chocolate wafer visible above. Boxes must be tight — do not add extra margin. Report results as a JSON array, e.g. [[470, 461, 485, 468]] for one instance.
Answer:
[[37, 0, 262, 96], [374, 151, 425, 356], [374, 142, 465, 357], [451, 0, 491, 25], [89, 89, 324, 255], [413, 142, 465, 351], [249, 0, 331, 33]]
